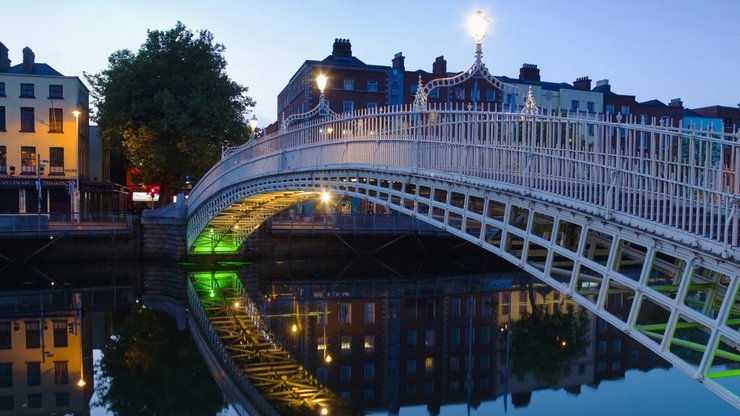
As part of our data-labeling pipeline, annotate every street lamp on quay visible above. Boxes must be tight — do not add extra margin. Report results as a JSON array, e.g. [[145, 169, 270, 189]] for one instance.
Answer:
[[72, 110, 81, 222]]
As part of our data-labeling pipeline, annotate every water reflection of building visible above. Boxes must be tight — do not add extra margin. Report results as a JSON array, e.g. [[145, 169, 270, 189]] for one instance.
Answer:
[[0, 290, 94, 414], [0, 315, 91, 413], [258, 274, 592, 414]]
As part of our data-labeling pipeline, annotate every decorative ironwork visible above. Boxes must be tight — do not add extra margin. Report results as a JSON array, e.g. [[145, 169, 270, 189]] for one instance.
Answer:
[[521, 86, 539, 115], [282, 73, 336, 130]]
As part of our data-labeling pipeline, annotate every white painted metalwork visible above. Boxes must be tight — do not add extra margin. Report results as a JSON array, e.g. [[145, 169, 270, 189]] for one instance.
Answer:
[[189, 104, 740, 408]]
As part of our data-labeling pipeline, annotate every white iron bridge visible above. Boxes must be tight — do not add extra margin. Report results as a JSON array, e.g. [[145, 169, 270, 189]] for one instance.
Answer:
[[185, 103, 740, 408]]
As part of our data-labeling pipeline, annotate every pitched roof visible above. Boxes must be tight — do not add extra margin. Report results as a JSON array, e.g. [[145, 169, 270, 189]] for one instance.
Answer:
[[1, 62, 63, 76], [640, 99, 667, 107]]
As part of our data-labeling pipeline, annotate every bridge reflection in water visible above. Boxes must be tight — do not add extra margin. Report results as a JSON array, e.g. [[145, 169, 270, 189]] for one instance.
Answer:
[[182, 256, 739, 415]]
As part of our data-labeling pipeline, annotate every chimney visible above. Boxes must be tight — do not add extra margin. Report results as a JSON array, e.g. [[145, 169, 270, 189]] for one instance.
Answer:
[[332, 38, 352, 58], [519, 63, 540, 82], [392, 52, 405, 71], [0, 42, 9, 71], [573, 76, 592, 91], [595, 79, 610, 92], [432, 56, 447, 75], [669, 98, 683, 108], [22, 46, 34, 73]]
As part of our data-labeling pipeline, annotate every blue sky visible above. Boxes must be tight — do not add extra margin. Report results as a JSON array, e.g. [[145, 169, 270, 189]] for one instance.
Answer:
[[4, 0, 739, 127]]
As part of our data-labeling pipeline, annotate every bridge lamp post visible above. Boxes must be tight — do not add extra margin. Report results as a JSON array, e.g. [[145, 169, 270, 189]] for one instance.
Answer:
[[281, 73, 336, 129], [248, 115, 259, 141], [468, 10, 490, 62]]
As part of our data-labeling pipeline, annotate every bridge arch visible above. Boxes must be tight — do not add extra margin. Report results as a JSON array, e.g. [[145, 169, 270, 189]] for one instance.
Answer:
[[185, 105, 740, 407]]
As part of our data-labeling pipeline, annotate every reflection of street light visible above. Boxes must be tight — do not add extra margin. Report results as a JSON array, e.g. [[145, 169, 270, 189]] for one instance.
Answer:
[[72, 110, 81, 222], [248, 115, 259, 141], [291, 323, 298, 333]]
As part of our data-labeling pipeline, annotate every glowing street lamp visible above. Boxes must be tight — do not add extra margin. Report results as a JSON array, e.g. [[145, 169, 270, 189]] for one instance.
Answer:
[[248, 115, 259, 141], [281, 73, 336, 129], [468, 10, 490, 47]]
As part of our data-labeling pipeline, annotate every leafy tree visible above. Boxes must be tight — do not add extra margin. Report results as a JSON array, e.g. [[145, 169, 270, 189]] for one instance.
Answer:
[[95, 307, 225, 415], [86, 22, 254, 205]]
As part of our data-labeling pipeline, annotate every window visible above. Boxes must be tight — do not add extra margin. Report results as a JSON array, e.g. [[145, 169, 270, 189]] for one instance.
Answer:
[[364, 335, 375, 353], [454, 87, 465, 100], [0, 82, 5, 96], [48, 108, 63, 133], [406, 359, 416, 375], [423, 382, 434, 394], [587, 101, 595, 113], [27, 362, 40, 386], [54, 361, 68, 384], [449, 381, 460, 392], [620, 104, 630, 115], [451, 298, 461, 318], [466, 327, 475, 346], [598, 340, 607, 354], [598, 319, 608, 333], [424, 329, 435, 347], [340, 365, 351, 381], [482, 296, 492, 317], [391, 80, 399, 96], [424, 357, 434, 373], [611, 360, 622, 371], [0, 395, 12, 410], [342, 101, 354, 113], [49, 85, 63, 99], [0, 322, 9, 348], [486, 89, 495, 102], [20, 83, 34, 98], [53, 320, 68, 347], [425, 299, 435, 319], [613, 339, 622, 353], [363, 389, 374, 401], [364, 302, 375, 325], [571, 100, 579, 112], [317, 336, 326, 351], [20, 107, 35, 132], [367, 80, 378, 92], [480, 354, 490, 369], [0, 106, 5, 131], [450, 356, 460, 371], [318, 302, 327, 326], [606, 104, 615, 115], [363, 363, 374, 380], [410, 83, 418, 95], [630, 350, 639, 362], [55, 392, 70, 407], [480, 326, 490, 346], [27, 394, 42, 409], [343, 78, 354, 90], [0, 363, 11, 387], [429, 88, 439, 98], [317, 367, 327, 382], [450, 328, 460, 347], [49, 148, 64, 175], [366, 102, 377, 110], [406, 383, 416, 395], [341, 336, 351, 353], [407, 299, 417, 320], [406, 330, 416, 347], [21, 147, 36, 174], [25, 321, 40, 348], [339, 303, 351, 325]]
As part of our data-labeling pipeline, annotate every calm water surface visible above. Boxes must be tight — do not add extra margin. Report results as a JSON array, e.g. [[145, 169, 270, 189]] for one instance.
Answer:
[[1, 257, 736, 415]]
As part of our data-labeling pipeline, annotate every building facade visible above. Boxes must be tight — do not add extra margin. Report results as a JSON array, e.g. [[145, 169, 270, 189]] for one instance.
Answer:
[[0, 42, 89, 215]]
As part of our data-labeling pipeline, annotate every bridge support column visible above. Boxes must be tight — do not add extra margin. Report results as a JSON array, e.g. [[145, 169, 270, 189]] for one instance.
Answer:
[[142, 194, 187, 261]]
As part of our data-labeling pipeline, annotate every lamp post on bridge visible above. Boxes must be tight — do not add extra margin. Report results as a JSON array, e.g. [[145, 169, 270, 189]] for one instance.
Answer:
[[248, 114, 259, 141], [281, 73, 336, 129]]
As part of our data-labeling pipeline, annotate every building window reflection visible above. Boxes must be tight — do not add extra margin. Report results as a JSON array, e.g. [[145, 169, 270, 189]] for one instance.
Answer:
[[364, 335, 374, 353], [55, 392, 70, 407], [364, 302, 375, 325], [406, 330, 416, 348], [0, 395, 12, 410], [26, 362, 40, 386], [0, 363, 11, 387], [53, 320, 68, 347], [340, 365, 351, 381], [53, 361, 68, 385], [363, 363, 374, 380], [406, 359, 416, 375], [341, 336, 351, 354], [27, 393, 42, 409], [0, 322, 10, 349], [424, 357, 434, 373], [25, 321, 40, 349], [339, 303, 351, 325]]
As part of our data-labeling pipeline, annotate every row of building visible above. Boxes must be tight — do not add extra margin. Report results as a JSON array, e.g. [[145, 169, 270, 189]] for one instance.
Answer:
[[272, 38, 740, 134], [2, 38, 739, 216]]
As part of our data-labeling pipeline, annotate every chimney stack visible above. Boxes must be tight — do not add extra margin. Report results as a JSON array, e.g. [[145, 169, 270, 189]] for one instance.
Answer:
[[332, 38, 352, 58], [669, 98, 683, 108], [0, 42, 10, 71], [595, 79, 610, 92], [432, 56, 447, 75], [573, 76, 592, 91], [392, 52, 405, 71], [519, 63, 540, 82], [22, 46, 34, 73]]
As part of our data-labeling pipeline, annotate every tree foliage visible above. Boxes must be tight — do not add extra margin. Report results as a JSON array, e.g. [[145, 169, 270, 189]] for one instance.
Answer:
[[95, 307, 225, 416], [86, 22, 254, 202]]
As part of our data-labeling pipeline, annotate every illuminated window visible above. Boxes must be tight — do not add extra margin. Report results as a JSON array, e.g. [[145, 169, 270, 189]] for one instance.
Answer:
[[341, 336, 351, 353], [364, 335, 374, 353], [424, 357, 434, 373], [317, 336, 326, 351], [364, 302, 375, 325], [54, 361, 68, 385], [26, 362, 40, 385]]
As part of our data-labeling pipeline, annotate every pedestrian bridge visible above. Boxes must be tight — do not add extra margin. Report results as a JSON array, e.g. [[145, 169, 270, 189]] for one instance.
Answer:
[[185, 103, 740, 408]]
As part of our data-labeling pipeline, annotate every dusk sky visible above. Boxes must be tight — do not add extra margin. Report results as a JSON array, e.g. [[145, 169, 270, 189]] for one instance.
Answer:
[[4, 0, 739, 128]]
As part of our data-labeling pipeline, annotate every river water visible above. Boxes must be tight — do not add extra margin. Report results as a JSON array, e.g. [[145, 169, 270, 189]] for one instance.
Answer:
[[0, 255, 736, 415]]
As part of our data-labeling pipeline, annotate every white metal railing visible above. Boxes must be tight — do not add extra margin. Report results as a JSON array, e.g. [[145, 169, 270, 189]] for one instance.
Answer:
[[189, 103, 739, 251]]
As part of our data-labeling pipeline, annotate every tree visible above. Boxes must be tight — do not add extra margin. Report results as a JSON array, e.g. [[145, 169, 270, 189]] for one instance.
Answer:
[[95, 307, 225, 415], [86, 22, 254, 205]]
